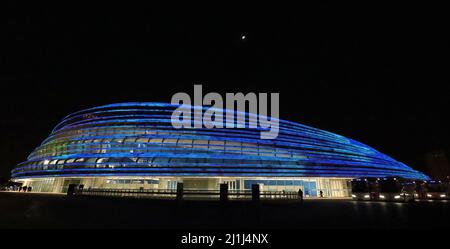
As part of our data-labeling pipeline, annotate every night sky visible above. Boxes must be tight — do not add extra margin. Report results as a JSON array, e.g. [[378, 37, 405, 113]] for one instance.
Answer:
[[1, 3, 449, 179]]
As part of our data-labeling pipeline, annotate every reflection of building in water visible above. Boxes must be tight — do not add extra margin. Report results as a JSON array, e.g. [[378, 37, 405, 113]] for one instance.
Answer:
[[11, 102, 428, 198]]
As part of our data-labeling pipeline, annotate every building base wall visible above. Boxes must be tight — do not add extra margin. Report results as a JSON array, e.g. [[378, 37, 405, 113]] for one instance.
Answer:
[[16, 176, 352, 197]]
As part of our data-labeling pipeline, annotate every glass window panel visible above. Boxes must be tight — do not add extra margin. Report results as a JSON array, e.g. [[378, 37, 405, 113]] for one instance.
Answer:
[[149, 138, 163, 143], [163, 138, 178, 144], [136, 138, 149, 143]]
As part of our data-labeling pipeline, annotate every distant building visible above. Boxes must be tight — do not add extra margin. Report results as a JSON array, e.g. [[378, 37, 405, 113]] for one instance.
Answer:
[[425, 150, 450, 180]]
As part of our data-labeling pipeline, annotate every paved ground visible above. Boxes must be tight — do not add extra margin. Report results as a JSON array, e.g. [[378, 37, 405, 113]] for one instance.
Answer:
[[1, 192, 449, 229]]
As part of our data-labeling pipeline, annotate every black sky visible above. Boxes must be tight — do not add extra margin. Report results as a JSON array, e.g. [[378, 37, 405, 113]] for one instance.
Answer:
[[1, 3, 449, 179]]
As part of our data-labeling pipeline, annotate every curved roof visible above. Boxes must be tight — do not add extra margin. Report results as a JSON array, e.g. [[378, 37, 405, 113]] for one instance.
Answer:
[[11, 102, 429, 180]]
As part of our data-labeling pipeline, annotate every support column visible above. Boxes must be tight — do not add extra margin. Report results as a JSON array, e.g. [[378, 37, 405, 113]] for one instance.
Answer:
[[176, 182, 184, 201], [252, 184, 260, 201], [220, 183, 228, 202]]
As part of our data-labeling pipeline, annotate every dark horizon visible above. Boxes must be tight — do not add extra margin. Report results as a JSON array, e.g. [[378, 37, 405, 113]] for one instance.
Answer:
[[2, 3, 449, 179]]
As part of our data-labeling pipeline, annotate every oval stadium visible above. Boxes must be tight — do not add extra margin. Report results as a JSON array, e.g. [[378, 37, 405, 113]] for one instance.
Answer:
[[11, 102, 428, 197]]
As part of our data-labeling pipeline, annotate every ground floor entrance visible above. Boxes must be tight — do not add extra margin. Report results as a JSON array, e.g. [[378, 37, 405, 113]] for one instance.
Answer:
[[16, 176, 352, 197]]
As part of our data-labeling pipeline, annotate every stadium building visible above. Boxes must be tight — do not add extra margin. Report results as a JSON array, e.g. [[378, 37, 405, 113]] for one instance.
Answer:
[[11, 102, 428, 197]]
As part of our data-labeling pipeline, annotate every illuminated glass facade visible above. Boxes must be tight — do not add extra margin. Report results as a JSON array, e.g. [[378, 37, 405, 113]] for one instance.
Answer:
[[11, 102, 429, 197]]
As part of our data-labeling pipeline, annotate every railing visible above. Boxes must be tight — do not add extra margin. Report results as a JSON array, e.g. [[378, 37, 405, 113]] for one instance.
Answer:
[[75, 188, 300, 200], [260, 191, 299, 200], [76, 188, 177, 199]]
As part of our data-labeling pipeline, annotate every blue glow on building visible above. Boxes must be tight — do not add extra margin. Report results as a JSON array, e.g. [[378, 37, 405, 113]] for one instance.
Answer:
[[11, 102, 429, 195]]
